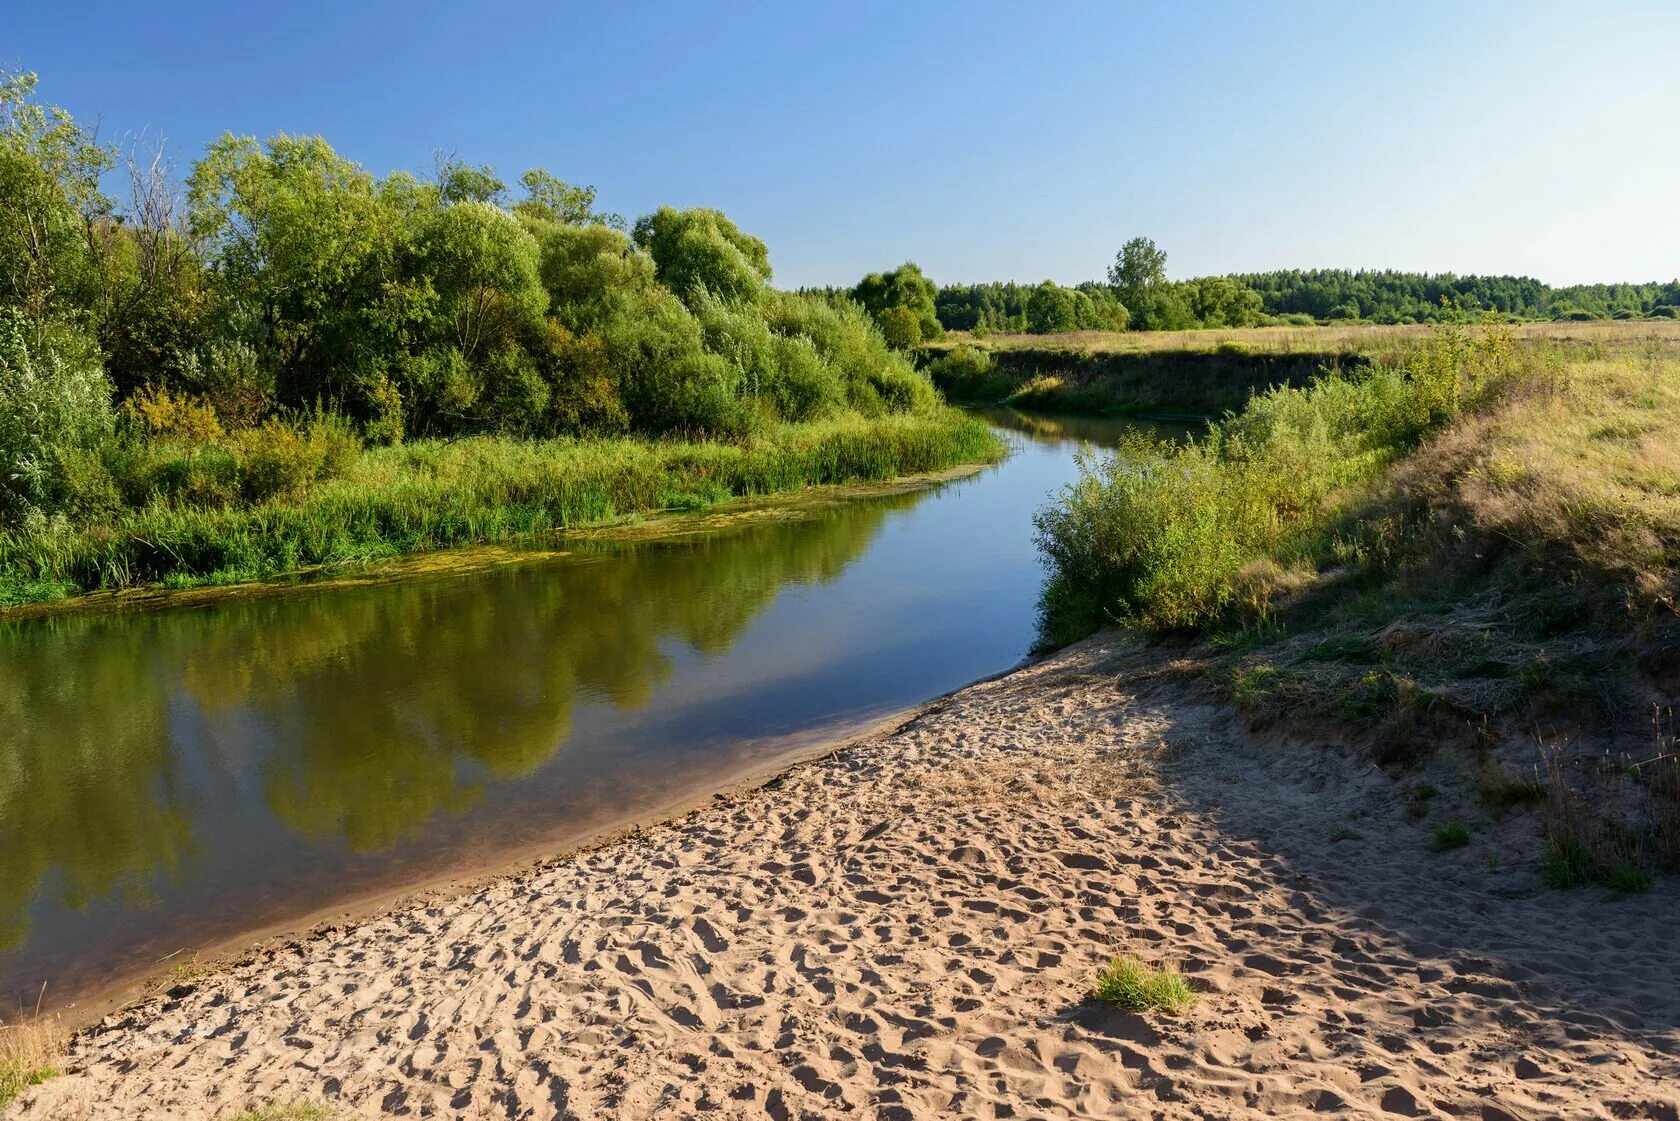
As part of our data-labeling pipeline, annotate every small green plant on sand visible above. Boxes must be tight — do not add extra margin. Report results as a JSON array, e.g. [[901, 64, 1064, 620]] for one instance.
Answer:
[[1604, 864, 1654, 894], [1432, 822, 1470, 851], [1540, 839, 1594, 889], [224, 1103, 338, 1121], [1092, 955, 1198, 1015]]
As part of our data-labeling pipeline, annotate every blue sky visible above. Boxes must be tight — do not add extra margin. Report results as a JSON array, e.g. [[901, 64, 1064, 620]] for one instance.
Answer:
[[8, 0, 1678, 288]]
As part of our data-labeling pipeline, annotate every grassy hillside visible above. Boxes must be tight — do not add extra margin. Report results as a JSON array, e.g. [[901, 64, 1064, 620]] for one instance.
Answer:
[[1035, 319, 1680, 888]]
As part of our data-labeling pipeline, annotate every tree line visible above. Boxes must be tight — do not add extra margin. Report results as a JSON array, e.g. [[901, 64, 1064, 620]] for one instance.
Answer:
[[0, 68, 939, 524], [841, 239, 1679, 340]]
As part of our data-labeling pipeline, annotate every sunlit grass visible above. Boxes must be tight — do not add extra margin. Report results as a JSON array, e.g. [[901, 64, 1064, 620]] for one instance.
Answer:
[[1092, 955, 1198, 1015], [0, 411, 1002, 606], [0, 1018, 63, 1109]]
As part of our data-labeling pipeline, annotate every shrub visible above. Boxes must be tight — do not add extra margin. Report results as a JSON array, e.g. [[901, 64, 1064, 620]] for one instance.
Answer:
[[1034, 321, 1518, 640], [0, 311, 115, 523], [877, 305, 922, 350], [232, 413, 360, 503], [124, 385, 224, 443]]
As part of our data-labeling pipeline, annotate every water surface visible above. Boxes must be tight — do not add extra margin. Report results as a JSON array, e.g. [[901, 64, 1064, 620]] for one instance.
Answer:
[[0, 411, 1165, 1007]]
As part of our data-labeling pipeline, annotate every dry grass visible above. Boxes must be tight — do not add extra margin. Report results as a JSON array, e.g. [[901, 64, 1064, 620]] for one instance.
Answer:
[[940, 318, 1680, 359], [0, 1016, 65, 1108], [1457, 351, 1680, 603]]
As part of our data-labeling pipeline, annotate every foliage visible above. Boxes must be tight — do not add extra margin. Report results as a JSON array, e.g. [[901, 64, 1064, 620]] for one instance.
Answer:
[[1232, 269, 1680, 324], [631, 205, 771, 306], [0, 70, 113, 323], [0, 310, 115, 521], [877, 304, 922, 349], [0, 413, 1000, 601], [1027, 281, 1077, 334], [514, 168, 623, 228], [1034, 321, 1517, 638], [853, 262, 942, 339]]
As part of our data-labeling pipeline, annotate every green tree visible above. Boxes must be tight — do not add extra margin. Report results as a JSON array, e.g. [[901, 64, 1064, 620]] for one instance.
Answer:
[[877, 305, 922, 349], [631, 206, 772, 307], [515, 168, 623, 229], [0, 69, 113, 324], [1027, 281, 1078, 334], [1187, 276, 1263, 328], [853, 262, 942, 339], [1108, 236, 1168, 329], [186, 133, 410, 412], [435, 156, 506, 205]]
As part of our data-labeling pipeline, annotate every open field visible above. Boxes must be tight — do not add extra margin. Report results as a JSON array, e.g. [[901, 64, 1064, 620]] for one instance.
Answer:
[[935, 317, 1680, 358], [923, 317, 1680, 419]]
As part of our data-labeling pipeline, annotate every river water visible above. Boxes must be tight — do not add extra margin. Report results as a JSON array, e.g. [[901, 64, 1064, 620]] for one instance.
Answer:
[[0, 410, 1170, 1010]]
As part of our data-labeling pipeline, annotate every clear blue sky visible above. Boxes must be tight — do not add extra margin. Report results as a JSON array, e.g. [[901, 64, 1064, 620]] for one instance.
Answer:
[[8, 0, 1677, 288]]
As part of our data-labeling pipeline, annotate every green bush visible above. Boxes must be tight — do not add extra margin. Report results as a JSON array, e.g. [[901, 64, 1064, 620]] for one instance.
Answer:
[[0, 311, 115, 523], [877, 305, 922, 350], [1034, 322, 1517, 639]]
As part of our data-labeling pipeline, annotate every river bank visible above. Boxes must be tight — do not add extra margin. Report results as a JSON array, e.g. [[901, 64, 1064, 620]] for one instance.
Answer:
[[0, 413, 1003, 618], [11, 634, 1677, 1119]]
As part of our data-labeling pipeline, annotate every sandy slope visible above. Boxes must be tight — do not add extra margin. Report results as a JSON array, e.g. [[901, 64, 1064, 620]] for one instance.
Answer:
[[11, 637, 1679, 1119]]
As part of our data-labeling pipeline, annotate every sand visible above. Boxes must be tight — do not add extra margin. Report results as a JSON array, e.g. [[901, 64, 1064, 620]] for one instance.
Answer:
[[9, 636, 1679, 1119]]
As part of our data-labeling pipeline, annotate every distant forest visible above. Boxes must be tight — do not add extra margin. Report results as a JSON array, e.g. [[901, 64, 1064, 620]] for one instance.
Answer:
[[822, 243, 1680, 341]]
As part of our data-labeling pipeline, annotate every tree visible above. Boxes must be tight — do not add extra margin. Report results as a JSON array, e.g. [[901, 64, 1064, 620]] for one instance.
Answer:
[[186, 133, 408, 410], [434, 154, 506, 205], [407, 200, 545, 363], [0, 69, 114, 323], [631, 206, 771, 307], [1107, 237, 1167, 304], [1186, 276, 1262, 329], [877, 305, 922, 350], [516, 169, 622, 229], [853, 262, 941, 339], [1027, 281, 1078, 334]]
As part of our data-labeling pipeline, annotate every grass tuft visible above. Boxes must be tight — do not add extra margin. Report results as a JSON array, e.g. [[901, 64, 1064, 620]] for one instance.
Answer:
[[1431, 822, 1470, 851], [1092, 955, 1198, 1015], [0, 1018, 64, 1109], [223, 1104, 338, 1121]]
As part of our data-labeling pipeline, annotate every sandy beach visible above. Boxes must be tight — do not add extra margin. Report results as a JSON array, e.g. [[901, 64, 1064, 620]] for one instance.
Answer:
[[10, 635, 1678, 1120]]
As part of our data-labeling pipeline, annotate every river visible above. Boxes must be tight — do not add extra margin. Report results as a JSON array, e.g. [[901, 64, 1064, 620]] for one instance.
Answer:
[[0, 410, 1175, 1011]]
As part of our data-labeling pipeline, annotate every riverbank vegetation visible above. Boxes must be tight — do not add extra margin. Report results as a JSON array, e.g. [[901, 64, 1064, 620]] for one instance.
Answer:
[[0, 68, 996, 607], [1035, 318, 1680, 886]]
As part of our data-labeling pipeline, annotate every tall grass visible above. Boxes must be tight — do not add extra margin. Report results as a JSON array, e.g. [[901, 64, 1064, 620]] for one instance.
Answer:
[[0, 1018, 62, 1108], [1034, 321, 1518, 642], [0, 411, 1001, 605]]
